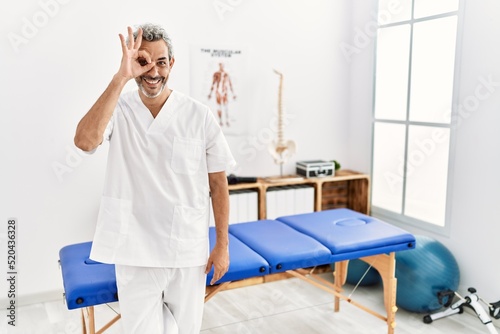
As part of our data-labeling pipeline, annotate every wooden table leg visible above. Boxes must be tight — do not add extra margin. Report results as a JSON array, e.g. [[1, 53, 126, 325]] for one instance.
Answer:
[[360, 253, 397, 334], [333, 260, 349, 312], [88, 306, 96, 334], [81, 309, 87, 334]]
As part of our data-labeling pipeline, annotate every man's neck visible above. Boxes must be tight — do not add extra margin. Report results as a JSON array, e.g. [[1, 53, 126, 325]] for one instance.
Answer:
[[139, 89, 172, 118]]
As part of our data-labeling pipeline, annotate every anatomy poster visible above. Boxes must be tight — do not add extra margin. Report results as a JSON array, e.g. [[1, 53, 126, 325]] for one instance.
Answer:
[[190, 46, 247, 135]]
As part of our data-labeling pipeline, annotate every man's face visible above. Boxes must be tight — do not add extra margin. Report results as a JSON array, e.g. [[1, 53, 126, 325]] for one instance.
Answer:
[[135, 40, 174, 99]]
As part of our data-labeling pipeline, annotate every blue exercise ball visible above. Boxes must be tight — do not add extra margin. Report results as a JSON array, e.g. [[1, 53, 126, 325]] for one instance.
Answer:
[[345, 259, 381, 286], [395, 235, 460, 313]]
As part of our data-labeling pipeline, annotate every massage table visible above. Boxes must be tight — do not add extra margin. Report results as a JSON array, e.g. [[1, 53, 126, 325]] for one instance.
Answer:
[[59, 208, 415, 334]]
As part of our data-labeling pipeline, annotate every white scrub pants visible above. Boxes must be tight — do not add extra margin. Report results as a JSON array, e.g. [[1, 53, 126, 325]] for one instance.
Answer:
[[115, 265, 206, 334]]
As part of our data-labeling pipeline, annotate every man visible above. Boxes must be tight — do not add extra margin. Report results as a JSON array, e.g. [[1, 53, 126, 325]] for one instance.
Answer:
[[208, 62, 236, 127], [74, 24, 235, 333]]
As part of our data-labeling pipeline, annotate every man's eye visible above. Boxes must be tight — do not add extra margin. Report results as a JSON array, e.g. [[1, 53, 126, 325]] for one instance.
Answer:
[[157, 61, 167, 67], [138, 58, 148, 66]]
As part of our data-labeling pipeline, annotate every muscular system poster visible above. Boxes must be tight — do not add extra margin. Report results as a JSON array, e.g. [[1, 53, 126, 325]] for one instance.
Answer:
[[190, 46, 247, 135]]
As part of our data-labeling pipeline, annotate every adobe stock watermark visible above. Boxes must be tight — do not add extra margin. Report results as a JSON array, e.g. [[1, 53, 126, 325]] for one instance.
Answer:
[[383, 74, 500, 191], [213, 0, 244, 21], [7, 0, 73, 54], [448, 75, 500, 128], [339, 0, 405, 63], [52, 144, 88, 183]]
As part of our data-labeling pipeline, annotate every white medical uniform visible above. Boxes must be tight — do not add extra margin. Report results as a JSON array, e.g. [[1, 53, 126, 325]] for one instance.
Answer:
[[89, 89, 235, 333]]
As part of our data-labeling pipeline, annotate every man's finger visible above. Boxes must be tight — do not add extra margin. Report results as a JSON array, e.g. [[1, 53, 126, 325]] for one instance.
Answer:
[[127, 26, 134, 50], [210, 272, 220, 285], [134, 27, 143, 50], [205, 260, 212, 274], [211, 267, 228, 285], [137, 50, 152, 64], [118, 33, 127, 54]]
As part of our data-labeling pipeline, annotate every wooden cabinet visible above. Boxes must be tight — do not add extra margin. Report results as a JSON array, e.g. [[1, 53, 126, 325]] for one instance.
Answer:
[[228, 170, 370, 219]]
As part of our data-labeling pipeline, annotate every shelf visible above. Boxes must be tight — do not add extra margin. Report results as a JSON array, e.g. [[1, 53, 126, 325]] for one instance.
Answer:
[[228, 170, 370, 219]]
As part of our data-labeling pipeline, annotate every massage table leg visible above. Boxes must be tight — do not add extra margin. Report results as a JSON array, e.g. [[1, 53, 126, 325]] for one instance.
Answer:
[[81, 309, 87, 334], [205, 282, 232, 303], [81, 307, 95, 334], [333, 260, 348, 312], [89, 307, 95, 334], [80, 306, 121, 334], [291, 254, 398, 334], [96, 314, 121, 334], [287, 269, 389, 321], [360, 252, 397, 334]]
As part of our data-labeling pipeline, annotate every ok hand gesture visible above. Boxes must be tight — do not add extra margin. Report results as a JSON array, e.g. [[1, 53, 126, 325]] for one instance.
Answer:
[[117, 26, 155, 81]]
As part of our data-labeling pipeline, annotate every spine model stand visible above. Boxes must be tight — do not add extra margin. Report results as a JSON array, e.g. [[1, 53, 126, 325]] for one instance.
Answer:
[[268, 69, 296, 176], [424, 287, 500, 334]]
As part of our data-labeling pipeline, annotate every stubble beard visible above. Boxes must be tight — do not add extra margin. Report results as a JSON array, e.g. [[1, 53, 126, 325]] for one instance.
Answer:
[[136, 76, 168, 99]]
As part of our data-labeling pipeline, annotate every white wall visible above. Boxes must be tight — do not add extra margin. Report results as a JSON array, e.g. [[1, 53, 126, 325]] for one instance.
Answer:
[[0, 0, 351, 304], [349, 0, 500, 302]]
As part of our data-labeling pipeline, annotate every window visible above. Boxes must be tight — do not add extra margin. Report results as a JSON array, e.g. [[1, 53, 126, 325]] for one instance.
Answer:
[[371, 0, 460, 231]]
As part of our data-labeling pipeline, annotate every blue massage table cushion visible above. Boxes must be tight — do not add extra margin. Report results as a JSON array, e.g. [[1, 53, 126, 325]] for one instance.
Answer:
[[277, 208, 416, 261], [60, 229, 272, 308], [229, 220, 333, 273], [206, 227, 270, 285], [59, 242, 118, 310]]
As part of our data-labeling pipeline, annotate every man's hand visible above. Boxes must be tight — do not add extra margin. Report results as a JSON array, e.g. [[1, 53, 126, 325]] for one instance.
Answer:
[[205, 244, 229, 285], [117, 26, 155, 81], [207, 171, 230, 285]]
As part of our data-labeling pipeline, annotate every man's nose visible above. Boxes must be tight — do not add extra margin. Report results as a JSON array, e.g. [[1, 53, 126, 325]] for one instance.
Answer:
[[146, 64, 159, 76]]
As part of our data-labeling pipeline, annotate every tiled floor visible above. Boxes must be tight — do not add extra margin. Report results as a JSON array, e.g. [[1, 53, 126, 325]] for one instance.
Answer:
[[2, 274, 498, 333]]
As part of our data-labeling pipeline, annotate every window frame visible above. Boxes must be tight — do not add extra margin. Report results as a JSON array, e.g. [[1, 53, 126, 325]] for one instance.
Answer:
[[370, 0, 464, 235]]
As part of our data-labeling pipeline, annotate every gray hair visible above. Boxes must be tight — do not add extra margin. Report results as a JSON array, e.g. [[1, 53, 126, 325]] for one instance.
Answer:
[[131, 23, 174, 60]]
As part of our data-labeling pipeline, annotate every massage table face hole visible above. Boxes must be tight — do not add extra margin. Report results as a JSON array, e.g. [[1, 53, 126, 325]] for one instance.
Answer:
[[333, 218, 369, 226]]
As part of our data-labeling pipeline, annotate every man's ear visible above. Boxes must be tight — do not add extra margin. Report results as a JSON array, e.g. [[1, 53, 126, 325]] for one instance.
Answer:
[[169, 57, 175, 68]]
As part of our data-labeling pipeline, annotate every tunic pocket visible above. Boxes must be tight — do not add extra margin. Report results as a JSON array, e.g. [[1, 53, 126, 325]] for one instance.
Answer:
[[171, 205, 208, 252], [171, 136, 203, 175]]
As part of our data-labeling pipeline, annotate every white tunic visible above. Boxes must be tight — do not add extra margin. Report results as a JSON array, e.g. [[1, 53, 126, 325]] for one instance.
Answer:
[[90, 90, 235, 268]]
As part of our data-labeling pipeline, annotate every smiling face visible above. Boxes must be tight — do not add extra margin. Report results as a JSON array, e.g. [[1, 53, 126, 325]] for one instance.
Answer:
[[135, 40, 174, 100]]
